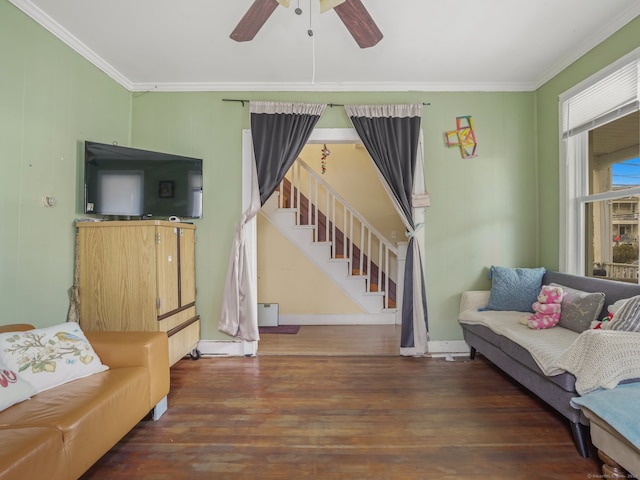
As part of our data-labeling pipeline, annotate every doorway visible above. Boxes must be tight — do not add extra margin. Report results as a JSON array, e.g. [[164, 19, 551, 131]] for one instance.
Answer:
[[243, 129, 403, 353]]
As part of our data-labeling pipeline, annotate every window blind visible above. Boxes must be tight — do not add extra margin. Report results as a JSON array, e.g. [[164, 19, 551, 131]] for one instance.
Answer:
[[562, 56, 639, 137]]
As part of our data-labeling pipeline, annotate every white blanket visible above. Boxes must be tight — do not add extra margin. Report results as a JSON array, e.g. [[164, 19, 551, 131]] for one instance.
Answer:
[[459, 308, 579, 375], [556, 329, 640, 394]]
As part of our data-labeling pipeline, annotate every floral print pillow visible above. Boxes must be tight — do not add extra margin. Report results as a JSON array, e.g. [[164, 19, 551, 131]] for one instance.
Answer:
[[0, 322, 108, 393], [0, 361, 36, 412]]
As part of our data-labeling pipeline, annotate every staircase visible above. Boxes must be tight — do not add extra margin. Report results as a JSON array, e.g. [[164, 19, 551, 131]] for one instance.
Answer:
[[260, 159, 400, 319]]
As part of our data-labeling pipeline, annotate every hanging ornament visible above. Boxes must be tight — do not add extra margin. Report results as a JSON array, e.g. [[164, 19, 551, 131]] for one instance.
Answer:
[[321, 144, 331, 174]]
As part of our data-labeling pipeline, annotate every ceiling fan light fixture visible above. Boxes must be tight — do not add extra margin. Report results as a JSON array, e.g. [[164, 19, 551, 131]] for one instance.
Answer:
[[319, 0, 347, 13], [230, 0, 382, 48]]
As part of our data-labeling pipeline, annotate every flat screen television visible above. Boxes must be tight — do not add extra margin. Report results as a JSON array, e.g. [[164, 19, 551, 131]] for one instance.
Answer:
[[84, 141, 203, 219]]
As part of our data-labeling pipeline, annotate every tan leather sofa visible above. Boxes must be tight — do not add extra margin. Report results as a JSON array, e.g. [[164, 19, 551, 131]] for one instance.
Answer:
[[0, 324, 170, 480]]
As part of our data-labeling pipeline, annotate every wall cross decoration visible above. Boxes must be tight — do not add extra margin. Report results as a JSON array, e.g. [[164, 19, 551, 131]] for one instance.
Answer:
[[445, 115, 477, 159]]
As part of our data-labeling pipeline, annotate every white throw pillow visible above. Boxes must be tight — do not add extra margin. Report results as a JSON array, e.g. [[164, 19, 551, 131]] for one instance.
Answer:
[[0, 361, 37, 412], [0, 322, 109, 393]]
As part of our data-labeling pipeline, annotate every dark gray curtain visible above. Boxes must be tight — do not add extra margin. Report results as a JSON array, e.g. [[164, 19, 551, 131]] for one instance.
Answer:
[[251, 102, 325, 204], [219, 101, 326, 341], [345, 104, 429, 355]]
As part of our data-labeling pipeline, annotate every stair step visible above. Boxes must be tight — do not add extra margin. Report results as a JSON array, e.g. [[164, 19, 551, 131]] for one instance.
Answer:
[[313, 241, 333, 247], [274, 207, 297, 213], [328, 258, 349, 264], [363, 291, 385, 297]]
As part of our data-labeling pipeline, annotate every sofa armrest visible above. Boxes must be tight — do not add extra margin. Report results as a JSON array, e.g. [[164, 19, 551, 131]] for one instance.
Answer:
[[85, 331, 170, 409], [0, 324, 34, 333], [459, 291, 491, 316]]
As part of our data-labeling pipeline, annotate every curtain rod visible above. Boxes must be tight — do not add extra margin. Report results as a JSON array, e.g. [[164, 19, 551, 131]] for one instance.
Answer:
[[222, 99, 430, 107]]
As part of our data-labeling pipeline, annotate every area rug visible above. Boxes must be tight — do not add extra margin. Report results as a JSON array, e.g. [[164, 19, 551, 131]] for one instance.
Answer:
[[259, 325, 300, 334]]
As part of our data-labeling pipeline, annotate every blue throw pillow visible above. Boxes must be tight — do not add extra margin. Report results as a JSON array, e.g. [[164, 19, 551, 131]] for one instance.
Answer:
[[486, 266, 546, 313]]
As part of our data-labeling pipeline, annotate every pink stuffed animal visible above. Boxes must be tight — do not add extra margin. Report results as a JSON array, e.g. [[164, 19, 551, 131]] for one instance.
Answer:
[[526, 285, 564, 329]]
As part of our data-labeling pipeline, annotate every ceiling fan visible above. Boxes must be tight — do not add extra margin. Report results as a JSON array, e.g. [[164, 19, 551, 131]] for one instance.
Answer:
[[230, 0, 383, 49]]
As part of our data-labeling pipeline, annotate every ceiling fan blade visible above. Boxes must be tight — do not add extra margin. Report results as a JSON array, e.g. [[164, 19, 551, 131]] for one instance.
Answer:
[[230, 0, 281, 42], [319, 0, 346, 14], [333, 0, 383, 48]]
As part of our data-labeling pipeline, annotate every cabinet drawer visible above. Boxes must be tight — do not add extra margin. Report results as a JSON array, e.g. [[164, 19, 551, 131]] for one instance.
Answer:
[[167, 318, 200, 366], [157, 307, 197, 332]]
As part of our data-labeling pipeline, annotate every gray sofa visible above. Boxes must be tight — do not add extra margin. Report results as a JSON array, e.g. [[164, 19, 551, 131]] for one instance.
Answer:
[[458, 271, 640, 457]]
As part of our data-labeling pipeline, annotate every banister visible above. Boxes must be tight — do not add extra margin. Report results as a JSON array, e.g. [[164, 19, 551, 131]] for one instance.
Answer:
[[292, 158, 399, 257]]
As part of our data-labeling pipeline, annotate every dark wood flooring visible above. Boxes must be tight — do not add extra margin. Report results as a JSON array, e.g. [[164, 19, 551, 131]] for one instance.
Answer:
[[80, 354, 602, 479]]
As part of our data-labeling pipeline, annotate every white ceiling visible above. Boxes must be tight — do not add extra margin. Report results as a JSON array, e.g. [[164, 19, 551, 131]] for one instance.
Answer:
[[10, 0, 640, 92]]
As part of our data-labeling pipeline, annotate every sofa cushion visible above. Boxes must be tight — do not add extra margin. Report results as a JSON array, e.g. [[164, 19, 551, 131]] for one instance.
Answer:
[[0, 426, 68, 480], [486, 266, 546, 313], [0, 362, 36, 412], [550, 284, 605, 333], [0, 322, 108, 393], [0, 367, 151, 480]]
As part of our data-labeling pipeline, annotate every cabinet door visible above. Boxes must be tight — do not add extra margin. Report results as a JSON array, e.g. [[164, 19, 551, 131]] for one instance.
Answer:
[[78, 224, 158, 331], [179, 227, 196, 306], [156, 226, 180, 316]]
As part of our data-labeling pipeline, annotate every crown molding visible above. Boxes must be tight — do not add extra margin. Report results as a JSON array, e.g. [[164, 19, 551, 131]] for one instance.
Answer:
[[129, 81, 537, 93], [9, 0, 133, 90], [533, 1, 640, 89]]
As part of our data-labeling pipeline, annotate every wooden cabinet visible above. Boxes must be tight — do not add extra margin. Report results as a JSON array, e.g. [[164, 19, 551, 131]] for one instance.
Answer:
[[76, 220, 200, 366]]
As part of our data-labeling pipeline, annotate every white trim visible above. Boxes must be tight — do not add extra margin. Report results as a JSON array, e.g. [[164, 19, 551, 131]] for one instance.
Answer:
[[401, 340, 470, 357], [129, 81, 535, 93], [307, 128, 361, 144], [196, 339, 468, 357], [559, 47, 640, 274], [9, 0, 133, 90], [427, 340, 471, 356], [278, 313, 397, 325], [197, 339, 257, 357]]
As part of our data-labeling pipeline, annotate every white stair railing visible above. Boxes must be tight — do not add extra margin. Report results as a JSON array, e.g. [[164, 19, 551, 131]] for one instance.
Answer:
[[277, 158, 399, 309]]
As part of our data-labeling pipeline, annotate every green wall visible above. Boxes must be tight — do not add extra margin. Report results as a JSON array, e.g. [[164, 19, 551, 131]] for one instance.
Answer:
[[4, 0, 639, 344], [132, 91, 537, 341], [536, 16, 640, 269], [0, 1, 131, 327]]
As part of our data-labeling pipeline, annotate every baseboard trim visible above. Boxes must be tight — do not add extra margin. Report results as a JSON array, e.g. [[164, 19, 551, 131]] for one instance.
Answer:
[[278, 313, 397, 325], [197, 339, 257, 357], [195, 338, 469, 357], [427, 340, 470, 357]]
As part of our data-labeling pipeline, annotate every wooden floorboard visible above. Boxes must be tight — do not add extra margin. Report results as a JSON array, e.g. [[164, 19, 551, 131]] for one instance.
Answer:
[[257, 325, 402, 356], [80, 347, 603, 479]]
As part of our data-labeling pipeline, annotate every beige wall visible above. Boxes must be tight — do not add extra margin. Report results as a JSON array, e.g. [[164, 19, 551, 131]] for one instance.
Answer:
[[298, 143, 406, 243], [257, 215, 362, 314]]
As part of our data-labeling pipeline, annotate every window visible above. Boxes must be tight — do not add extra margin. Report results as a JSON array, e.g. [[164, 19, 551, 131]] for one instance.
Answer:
[[560, 48, 640, 283]]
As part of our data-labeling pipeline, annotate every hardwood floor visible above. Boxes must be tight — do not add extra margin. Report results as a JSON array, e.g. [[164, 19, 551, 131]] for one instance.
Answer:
[[80, 327, 603, 479], [257, 325, 402, 356]]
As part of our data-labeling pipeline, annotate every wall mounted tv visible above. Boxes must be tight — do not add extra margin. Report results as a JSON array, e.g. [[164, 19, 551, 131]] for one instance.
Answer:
[[84, 141, 203, 219]]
